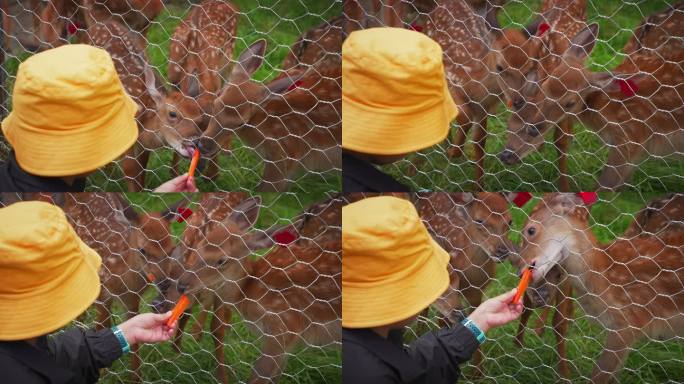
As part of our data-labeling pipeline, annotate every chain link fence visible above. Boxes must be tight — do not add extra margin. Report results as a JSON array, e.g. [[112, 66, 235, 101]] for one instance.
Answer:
[[345, 0, 684, 192], [0, 0, 341, 193], [345, 191, 684, 383], [0, 191, 342, 383]]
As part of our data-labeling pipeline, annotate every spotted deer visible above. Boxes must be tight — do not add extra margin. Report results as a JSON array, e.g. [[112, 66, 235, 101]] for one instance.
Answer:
[[416, 192, 516, 375], [61, 193, 184, 382], [163, 0, 239, 179], [197, 16, 342, 191], [155, 196, 341, 384], [624, 193, 684, 238], [423, 0, 507, 188], [38, 0, 163, 49], [518, 193, 684, 383], [151, 192, 247, 375], [491, 0, 587, 191], [515, 16, 684, 190], [80, 19, 168, 191]]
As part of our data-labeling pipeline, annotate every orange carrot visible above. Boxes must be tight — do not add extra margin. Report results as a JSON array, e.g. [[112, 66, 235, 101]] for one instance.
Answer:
[[188, 149, 200, 179], [166, 294, 189, 327], [512, 268, 533, 304]]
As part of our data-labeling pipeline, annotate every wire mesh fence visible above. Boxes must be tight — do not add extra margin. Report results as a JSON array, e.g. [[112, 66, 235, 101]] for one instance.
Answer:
[[0, 0, 341, 193], [0, 191, 342, 383], [344, 191, 684, 383], [344, 0, 684, 192]]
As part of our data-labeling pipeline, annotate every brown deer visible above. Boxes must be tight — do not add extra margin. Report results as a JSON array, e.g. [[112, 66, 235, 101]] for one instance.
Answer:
[[37, 0, 163, 49], [492, 0, 587, 191], [514, 17, 684, 190], [415, 192, 516, 375], [518, 193, 684, 383], [62, 193, 185, 382], [163, 0, 239, 179], [624, 193, 684, 238], [197, 16, 342, 191], [156, 196, 342, 383], [80, 19, 167, 191], [423, 0, 506, 189]]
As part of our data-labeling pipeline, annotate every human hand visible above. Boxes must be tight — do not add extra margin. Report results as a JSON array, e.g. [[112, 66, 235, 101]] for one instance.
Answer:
[[117, 312, 176, 346], [154, 174, 198, 192], [467, 289, 524, 333]]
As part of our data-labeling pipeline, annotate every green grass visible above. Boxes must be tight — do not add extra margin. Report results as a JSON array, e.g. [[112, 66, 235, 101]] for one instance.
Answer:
[[384, 0, 684, 192], [0, 0, 341, 193], [70, 192, 341, 383], [408, 192, 684, 383]]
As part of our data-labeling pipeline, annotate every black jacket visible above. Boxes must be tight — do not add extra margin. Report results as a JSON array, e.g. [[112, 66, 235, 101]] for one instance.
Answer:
[[342, 153, 411, 193], [342, 326, 479, 384], [0, 328, 122, 384], [0, 151, 86, 192]]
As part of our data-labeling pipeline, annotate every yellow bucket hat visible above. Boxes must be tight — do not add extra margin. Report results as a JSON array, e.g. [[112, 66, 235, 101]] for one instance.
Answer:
[[1, 44, 139, 177], [0, 201, 102, 340], [342, 196, 450, 328], [342, 28, 458, 155]]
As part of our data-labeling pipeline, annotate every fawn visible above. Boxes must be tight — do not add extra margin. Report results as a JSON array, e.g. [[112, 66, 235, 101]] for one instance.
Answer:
[[80, 19, 167, 191], [63, 193, 184, 382], [423, 0, 507, 188], [155, 196, 341, 383], [518, 193, 684, 382], [197, 17, 342, 191], [38, 0, 162, 49], [624, 193, 684, 238], [492, 0, 587, 191], [163, 0, 239, 180], [514, 17, 684, 190], [416, 192, 516, 376]]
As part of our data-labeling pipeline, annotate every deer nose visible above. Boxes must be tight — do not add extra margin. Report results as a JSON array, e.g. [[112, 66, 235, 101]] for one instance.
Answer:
[[499, 149, 520, 165], [196, 137, 217, 157], [512, 97, 525, 110], [177, 282, 188, 294], [525, 124, 542, 137]]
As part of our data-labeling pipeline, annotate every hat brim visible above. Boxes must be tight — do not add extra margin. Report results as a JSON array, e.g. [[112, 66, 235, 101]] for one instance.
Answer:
[[0, 237, 101, 340], [1, 95, 139, 177], [342, 238, 450, 328], [342, 83, 458, 155]]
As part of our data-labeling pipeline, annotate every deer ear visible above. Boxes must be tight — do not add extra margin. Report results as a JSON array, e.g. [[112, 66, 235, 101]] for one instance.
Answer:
[[590, 72, 647, 95], [454, 193, 475, 220], [226, 196, 262, 232], [565, 23, 599, 60], [236, 39, 267, 78], [548, 193, 584, 215], [265, 72, 305, 100], [186, 71, 200, 98], [244, 230, 276, 251], [143, 64, 165, 107]]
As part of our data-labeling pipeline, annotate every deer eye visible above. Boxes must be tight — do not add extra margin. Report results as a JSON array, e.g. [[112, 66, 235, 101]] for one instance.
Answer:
[[496, 64, 504, 72], [564, 101, 575, 108], [216, 258, 229, 267], [169, 110, 178, 119], [475, 219, 484, 225], [139, 248, 147, 256], [527, 227, 536, 236], [508, 219, 513, 227]]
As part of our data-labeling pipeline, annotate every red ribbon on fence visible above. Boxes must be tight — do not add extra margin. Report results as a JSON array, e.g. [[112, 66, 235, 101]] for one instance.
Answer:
[[176, 207, 194, 223], [273, 229, 298, 245], [614, 78, 638, 97], [409, 22, 424, 33], [537, 23, 551, 37], [287, 80, 303, 92], [512, 192, 533, 208]]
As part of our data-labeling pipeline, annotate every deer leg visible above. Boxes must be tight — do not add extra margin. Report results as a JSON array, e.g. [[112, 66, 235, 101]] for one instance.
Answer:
[[211, 302, 228, 384], [122, 146, 149, 192], [258, 159, 294, 192], [382, 0, 402, 27], [447, 112, 471, 159], [597, 143, 643, 191], [472, 118, 488, 190], [343, 0, 364, 34], [553, 282, 573, 380], [249, 333, 297, 384], [514, 297, 534, 348], [591, 329, 638, 384], [534, 307, 551, 336], [172, 311, 191, 353], [190, 307, 209, 341], [554, 120, 572, 192]]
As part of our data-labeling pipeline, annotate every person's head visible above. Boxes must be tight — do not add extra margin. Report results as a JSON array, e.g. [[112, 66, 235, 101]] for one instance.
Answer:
[[342, 196, 450, 331], [0, 201, 102, 341], [1, 45, 139, 181], [342, 28, 458, 164]]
